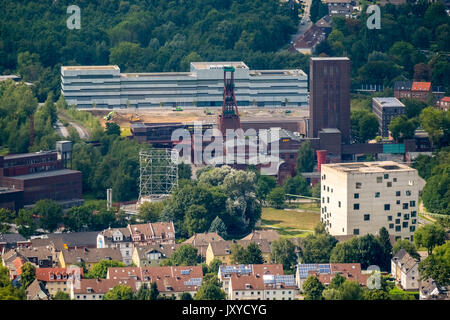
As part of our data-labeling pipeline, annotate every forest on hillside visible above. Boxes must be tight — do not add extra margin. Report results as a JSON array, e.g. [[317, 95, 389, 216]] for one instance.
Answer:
[[0, 0, 309, 101]]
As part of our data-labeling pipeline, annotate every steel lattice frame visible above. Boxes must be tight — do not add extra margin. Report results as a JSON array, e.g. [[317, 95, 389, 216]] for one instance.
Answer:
[[139, 148, 178, 200]]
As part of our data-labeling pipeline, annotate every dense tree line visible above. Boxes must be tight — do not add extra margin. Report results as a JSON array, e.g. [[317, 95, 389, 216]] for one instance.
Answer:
[[0, 0, 308, 102], [321, 2, 450, 94]]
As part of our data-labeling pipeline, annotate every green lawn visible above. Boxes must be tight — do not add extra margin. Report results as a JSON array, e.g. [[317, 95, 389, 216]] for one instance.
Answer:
[[261, 207, 320, 238]]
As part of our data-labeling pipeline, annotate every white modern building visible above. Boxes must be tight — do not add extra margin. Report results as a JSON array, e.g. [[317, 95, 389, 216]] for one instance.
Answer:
[[61, 62, 308, 109], [320, 161, 426, 240]]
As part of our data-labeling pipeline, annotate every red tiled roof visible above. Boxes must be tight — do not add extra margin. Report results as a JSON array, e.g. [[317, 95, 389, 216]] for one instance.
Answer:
[[36, 267, 83, 282], [73, 278, 138, 294], [107, 266, 203, 293], [411, 82, 431, 92], [12, 257, 25, 276], [441, 97, 450, 102]]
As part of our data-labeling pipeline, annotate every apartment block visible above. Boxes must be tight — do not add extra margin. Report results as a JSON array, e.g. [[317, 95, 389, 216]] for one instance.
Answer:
[[61, 62, 308, 109], [372, 97, 405, 137], [320, 161, 426, 240]]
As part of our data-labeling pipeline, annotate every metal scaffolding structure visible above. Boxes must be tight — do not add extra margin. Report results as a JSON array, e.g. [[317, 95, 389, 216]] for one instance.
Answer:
[[139, 148, 178, 201]]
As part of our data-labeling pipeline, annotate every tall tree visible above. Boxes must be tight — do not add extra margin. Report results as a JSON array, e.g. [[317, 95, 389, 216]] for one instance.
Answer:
[[302, 276, 324, 300], [414, 223, 446, 255], [194, 274, 226, 300], [271, 238, 298, 272], [20, 263, 36, 289], [103, 284, 134, 300], [296, 141, 314, 173]]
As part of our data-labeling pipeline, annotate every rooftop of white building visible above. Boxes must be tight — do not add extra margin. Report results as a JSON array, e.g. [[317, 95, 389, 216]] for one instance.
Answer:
[[322, 161, 415, 173]]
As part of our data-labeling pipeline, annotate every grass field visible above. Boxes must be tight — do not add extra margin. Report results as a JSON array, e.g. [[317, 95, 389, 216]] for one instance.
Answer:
[[261, 207, 320, 238]]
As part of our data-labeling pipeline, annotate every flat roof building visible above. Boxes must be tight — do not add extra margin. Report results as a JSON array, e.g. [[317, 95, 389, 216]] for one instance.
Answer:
[[61, 62, 308, 109], [372, 97, 405, 137], [320, 161, 425, 240]]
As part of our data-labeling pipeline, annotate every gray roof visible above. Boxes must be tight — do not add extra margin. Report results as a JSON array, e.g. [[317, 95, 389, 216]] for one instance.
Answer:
[[0, 233, 27, 244], [394, 81, 412, 91], [47, 232, 99, 247], [9, 169, 81, 180], [373, 97, 405, 108]]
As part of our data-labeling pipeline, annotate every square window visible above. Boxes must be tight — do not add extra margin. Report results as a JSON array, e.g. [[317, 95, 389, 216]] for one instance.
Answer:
[[403, 222, 408, 228], [403, 203, 409, 209], [384, 174, 389, 179], [375, 192, 380, 198], [388, 216, 392, 221], [404, 214, 409, 220], [376, 177, 382, 183], [353, 229, 359, 235], [354, 203, 360, 210], [412, 219, 416, 224], [397, 212, 401, 217], [411, 211, 417, 217], [395, 226, 401, 232], [396, 191, 401, 197], [396, 200, 400, 205], [393, 178, 397, 182], [364, 214, 370, 221], [406, 190, 411, 196], [410, 201, 416, 207], [387, 182, 392, 187], [389, 224, 394, 229], [410, 226, 416, 232], [395, 219, 401, 224], [354, 193, 359, 199], [384, 204, 390, 210], [356, 182, 362, 189]]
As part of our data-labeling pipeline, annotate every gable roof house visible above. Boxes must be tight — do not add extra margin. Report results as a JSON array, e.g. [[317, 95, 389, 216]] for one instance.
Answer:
[[59, 247, 123, 270], [391, 249, 420, 291], [97, 227, 133, 265], [296, 263, 369, 290], [183, 232, 225, 259], [69, 278, 139, 300], [206, 240, 272, 265], [26, 278, 50, 300], [35, 267, 83, 297], [107, 265, 203, 299], [132, 243, 180, 267], [218, 264, 285, 295], [228, 272, 297, 300], [420, 278, 450, 300], [241, 230, 280, 243], [129, 222, 176, 246]]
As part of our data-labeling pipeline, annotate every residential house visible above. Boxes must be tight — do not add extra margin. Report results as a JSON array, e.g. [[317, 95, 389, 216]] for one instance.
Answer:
[[69, 278, 138, 300], [129, 222, 176, 246], [0, 233, 30, 252], [296, 263, 369, 291], [26, 279, 50, 300], [59, 247, 123, 270], [205, 240, 272, 265], [2, 246, 55, 269], [97, 227, 133, 265], [183, 232, 224, 260], [391, 249, 420, 290], [228, 273, 297, 300], [419, 278, 450, 300], [107, 266, 203, 299], [132, 243, 180, 267], [241, 230, 280, 243], [35, 267, 83, 297], [218, 264, 284, 295], [437, 96, 450, 111]]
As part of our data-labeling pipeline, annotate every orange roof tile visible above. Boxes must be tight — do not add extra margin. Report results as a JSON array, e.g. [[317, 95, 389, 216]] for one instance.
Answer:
[[411, 82, 431, 92]]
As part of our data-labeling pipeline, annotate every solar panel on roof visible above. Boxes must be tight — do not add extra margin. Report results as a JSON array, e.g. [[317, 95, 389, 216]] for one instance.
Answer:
[[180, 269, 190, 275]]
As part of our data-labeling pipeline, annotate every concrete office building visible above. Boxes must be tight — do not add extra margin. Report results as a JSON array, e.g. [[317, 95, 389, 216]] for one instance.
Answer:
[[320, 161, 425, 241], [372, 97, 405, 137], [309, 57, 350, 143], [61, 62, 308, 109]]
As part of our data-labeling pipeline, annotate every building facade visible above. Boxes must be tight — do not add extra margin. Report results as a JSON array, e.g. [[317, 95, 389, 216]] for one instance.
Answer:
[[61, 62, 308, 109], [309, 57, 351, 143], [372, 97, 405, 137], [320, 161, 425, 240]]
